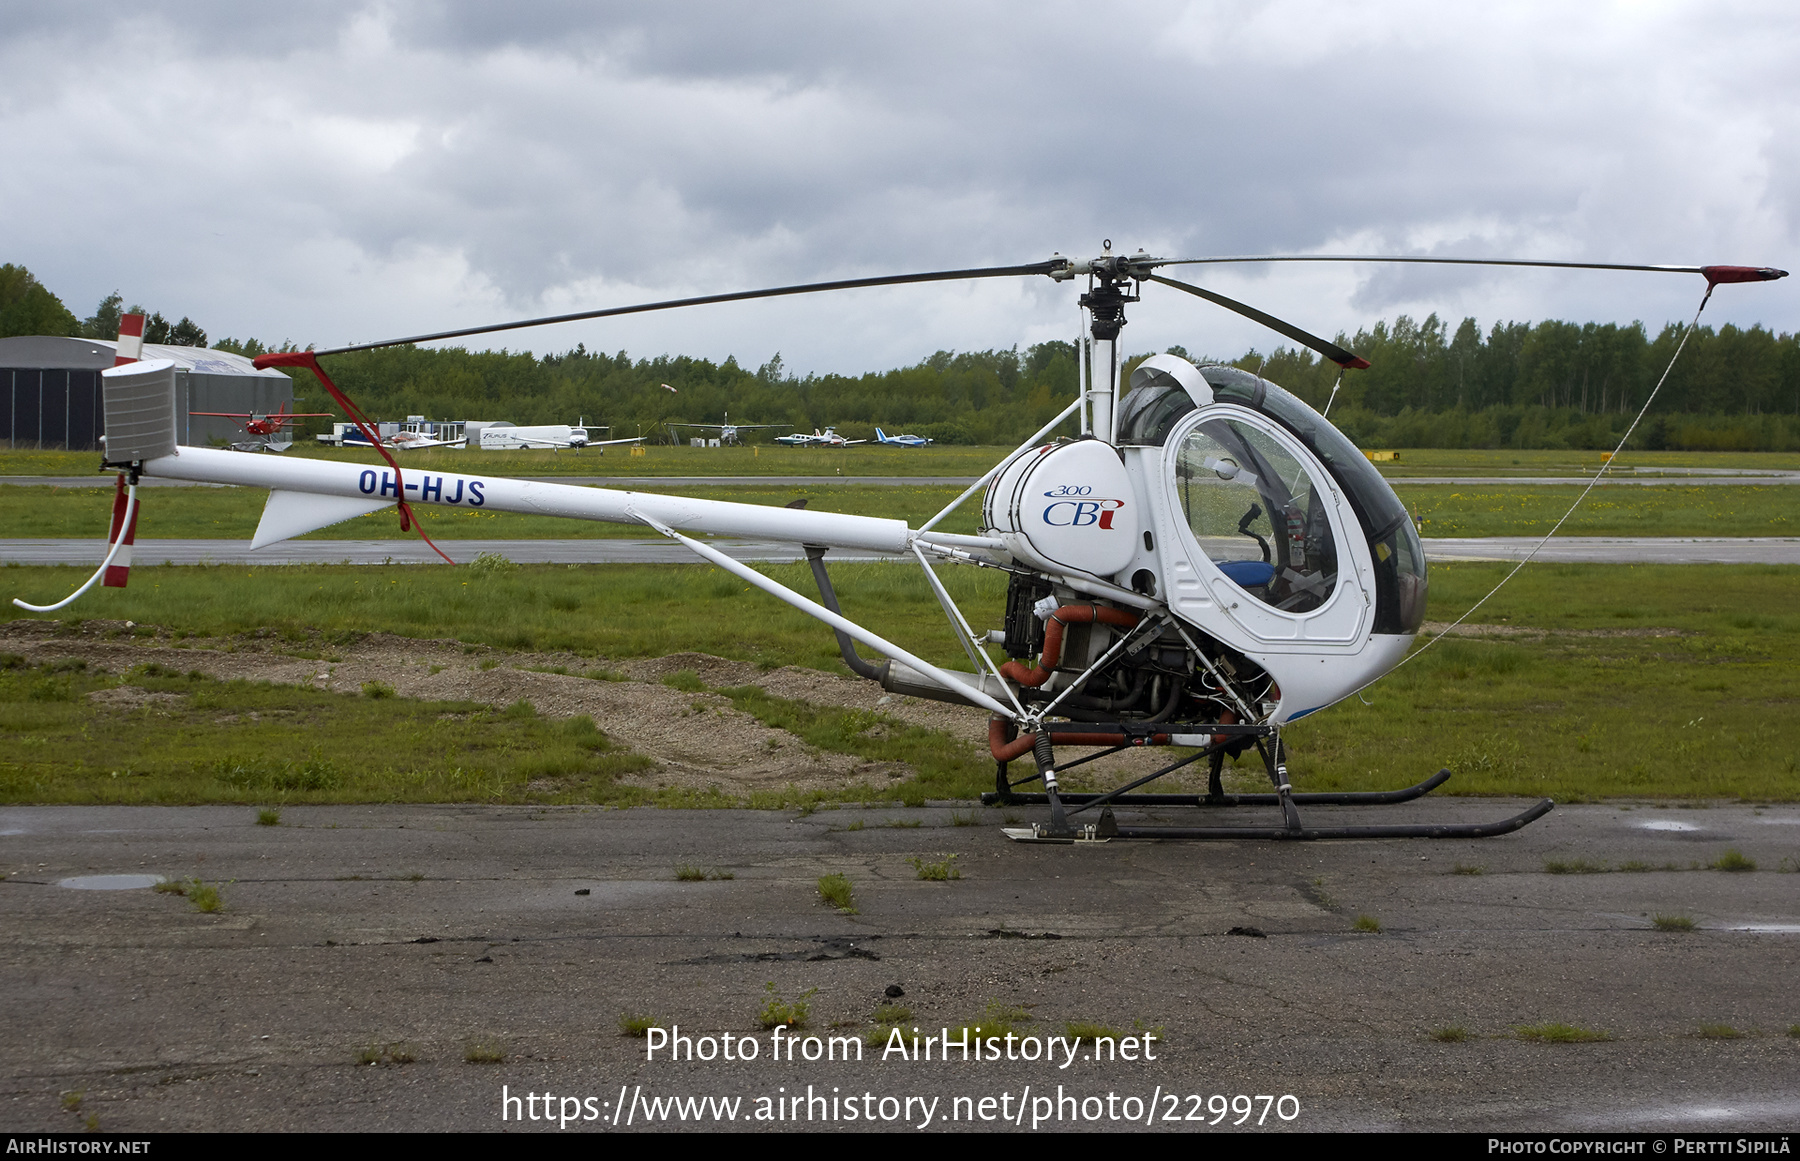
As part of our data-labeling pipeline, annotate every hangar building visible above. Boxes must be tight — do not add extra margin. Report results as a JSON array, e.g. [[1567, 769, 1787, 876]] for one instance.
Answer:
[[0, 335, 294, 450]]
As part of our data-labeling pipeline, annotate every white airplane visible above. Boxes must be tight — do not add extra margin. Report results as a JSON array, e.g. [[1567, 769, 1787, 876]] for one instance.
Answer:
[[875, 427, 933, 447], [478, 420, 643, 451], [773, 426, 866, 447], [388, 430, 468, 450], [665, 412, 792, 446]]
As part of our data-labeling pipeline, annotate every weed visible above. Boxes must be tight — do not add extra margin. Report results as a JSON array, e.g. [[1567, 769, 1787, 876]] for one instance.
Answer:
[[908, 854, 961, 881], [1545, 858, 1608, 874], [619, 1014, 659, 1038], [360, 680, 395, 699], [662, 669, 706, 692], [817, 873, 857, 913], [153, 879, 185, 895], [953, 1000, 1033, 1040], [355, 1045, 383, 1066], [478, 658, 501, 670], [186, 879, 223, 913], [83, 1114, 98, 1132], [428, 665, 444, 675], [1353, 914, 1381, 933], [60, 1090, 82, 1112], [1789, 1025, 1800, 1038], [950, 810, 979, 827], [1430, 1026, 1470, 1042], [675, 864, 706, 882], [467, 551, 519, 574], [1451, 863, 1483, 875], [758, 982, 816, 1029], [1619, 860, 1651, 872], [1711, 849, 1756, 872], [1064, 1020, 1125, 1041], [1515, 1023, 1611, 1043], [464, 1040, 506, 1063], [865, 1002, 913, 1045], [404, 871, 424, 882], [845, 819, 865, 831], [872, 1002, 912, 1026], [1696, 1024, 1743, 1039], [1652, 914, 1695, 932], [256, 807, 280, 827]]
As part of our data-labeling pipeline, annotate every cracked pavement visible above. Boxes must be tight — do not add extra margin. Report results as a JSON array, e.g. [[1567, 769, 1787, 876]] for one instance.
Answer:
[[2, 799, 1797, 1132]]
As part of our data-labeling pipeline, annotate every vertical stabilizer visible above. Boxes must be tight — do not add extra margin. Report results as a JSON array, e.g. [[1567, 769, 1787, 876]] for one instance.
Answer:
[[101, 359, 178, 464]]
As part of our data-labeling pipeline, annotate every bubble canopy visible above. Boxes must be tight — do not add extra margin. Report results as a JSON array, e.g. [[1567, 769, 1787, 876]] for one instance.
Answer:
[[1121, 363, 1427, 636]]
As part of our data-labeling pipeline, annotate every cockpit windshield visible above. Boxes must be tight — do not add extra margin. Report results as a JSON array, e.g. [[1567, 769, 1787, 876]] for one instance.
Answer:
[[1198, 366, 1427, 634], [1174, 416, 1339, 615]]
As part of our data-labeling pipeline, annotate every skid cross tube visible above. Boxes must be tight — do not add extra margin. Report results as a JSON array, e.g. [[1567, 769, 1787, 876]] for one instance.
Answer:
[[990, 767, 1456, 808]]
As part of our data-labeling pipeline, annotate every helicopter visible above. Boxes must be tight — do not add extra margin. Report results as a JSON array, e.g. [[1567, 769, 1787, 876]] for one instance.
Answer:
[[44, 246, 1787, 843]]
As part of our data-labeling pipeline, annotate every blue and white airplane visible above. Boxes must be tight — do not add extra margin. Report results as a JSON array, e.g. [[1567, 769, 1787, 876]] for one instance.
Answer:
[[875, 427, 933, 447]]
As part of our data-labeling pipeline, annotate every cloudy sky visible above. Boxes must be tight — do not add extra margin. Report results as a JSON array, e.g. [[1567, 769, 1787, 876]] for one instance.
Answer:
[[3, 1, 1796, 373]]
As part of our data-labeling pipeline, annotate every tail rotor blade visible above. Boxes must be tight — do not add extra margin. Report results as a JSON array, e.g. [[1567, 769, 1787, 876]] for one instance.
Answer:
[[1144, 273, 1370, 370]]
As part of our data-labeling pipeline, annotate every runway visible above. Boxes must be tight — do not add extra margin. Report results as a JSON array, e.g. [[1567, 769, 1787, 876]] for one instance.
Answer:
[[3, 535, 1798, 567]]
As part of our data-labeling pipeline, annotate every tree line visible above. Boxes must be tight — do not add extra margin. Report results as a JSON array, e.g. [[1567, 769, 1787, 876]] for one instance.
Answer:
[[6, 262, 1798, 449], [0, 266, 207, 347]]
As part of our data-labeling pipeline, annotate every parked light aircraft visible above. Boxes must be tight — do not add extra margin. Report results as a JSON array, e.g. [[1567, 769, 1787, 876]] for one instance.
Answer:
[[875, 428, 933, 447], [189, 402, 332, 452], [665, 413, 792, 446], [774, 426, 866, 447]]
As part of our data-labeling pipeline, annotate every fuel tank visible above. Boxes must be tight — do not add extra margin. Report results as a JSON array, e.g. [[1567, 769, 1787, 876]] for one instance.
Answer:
[[981, 438, 1142, 579]]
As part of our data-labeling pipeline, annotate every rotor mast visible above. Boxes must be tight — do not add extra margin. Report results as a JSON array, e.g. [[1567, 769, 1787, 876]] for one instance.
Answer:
[[1058, 241, 1141, 445]]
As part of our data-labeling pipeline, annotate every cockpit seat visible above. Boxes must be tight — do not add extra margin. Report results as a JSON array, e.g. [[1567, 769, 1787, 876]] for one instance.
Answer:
[[1216, 559, 1276, 589]]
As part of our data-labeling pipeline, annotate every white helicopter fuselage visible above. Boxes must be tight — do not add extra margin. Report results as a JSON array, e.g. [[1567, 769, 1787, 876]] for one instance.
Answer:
[[132, 347, 1418, 725]]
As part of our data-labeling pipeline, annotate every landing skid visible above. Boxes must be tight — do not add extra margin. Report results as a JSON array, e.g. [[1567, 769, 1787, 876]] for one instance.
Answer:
[[999, 795, 1555, 844], [982, 729, 1554, 843]]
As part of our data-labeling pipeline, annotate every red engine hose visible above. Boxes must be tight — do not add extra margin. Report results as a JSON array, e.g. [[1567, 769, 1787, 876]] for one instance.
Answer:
[[998, 604, 1141, 688], [988, 719, 1147, 763]]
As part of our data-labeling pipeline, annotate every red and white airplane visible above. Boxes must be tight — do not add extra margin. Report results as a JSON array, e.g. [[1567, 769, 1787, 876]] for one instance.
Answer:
[[190, 401, 334, 452]]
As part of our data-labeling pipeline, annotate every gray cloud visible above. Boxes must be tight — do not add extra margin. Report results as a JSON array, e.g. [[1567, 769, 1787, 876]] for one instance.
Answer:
[[2, 1, 1793, 372]]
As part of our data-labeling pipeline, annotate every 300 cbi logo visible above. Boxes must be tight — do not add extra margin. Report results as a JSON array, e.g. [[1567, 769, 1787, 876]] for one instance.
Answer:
[[1042, 485, 1125, 530]]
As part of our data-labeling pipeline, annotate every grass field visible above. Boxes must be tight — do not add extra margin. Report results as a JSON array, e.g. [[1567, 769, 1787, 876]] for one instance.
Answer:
[[1, 480, 1793, 540], [0, 658, 653, 806], [1389, 484, 1798, 538], [3, 560, 1797, 804]]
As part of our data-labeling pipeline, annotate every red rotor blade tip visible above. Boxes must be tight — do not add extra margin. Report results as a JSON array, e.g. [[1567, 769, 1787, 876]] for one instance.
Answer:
[[1700, 265, 1789, 286], [252, 351, 317, 370]]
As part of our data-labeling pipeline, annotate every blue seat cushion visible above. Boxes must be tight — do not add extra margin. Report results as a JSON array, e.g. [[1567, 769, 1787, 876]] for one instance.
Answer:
[[1217, 559, 1276, 588]]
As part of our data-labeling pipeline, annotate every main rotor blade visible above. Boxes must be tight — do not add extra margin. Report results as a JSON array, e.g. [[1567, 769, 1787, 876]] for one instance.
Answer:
[[1149, 255, 1789, 283], [1144, 273, 1371, 370], [307, 260, 1063, 357]]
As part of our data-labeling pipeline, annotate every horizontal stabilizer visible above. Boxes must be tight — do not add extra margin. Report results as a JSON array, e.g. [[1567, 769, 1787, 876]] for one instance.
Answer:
[[252, 489, 393, 549]]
